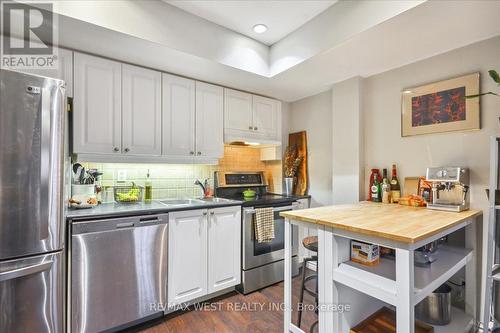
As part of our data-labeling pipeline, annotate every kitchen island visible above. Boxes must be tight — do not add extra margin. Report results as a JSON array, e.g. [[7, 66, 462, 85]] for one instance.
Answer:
[[281, 202, 481, 333]]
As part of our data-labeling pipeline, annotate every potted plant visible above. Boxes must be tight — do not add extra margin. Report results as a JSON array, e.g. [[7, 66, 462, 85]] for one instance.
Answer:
[[467, 70, 500, 204], [466, 70, 499, 100]]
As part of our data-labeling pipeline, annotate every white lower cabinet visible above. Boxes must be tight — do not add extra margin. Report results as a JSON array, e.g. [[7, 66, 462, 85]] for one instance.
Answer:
[[168, 206, 241, 306], [208, 207, 241, 293], [168, 209, 208, 305]]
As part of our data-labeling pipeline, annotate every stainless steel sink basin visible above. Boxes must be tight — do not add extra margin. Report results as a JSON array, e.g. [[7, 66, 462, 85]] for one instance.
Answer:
[[160, 198, 205, 206], [199, 197, 234, 203]]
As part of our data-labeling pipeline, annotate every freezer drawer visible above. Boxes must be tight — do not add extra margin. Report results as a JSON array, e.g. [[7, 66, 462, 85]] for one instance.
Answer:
[[0, 251, 63, 333], [71, 214, 168, 333]]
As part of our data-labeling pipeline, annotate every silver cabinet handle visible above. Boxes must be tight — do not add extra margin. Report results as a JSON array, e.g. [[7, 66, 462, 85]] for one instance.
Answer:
[[244, 204, 298, 214], [139, 217, 162, 224], [116, 222, 134, 228], [197, 151, 201, 156], [124, 148, 130, 153], [254, 127, 258, 130], [203, 211, 208, 216], [0, 261, 53, 282], [113, 147, 119, 152], [248, 126, 253, 130], [210, 211, 215, 215], [190, 151, 194, 155]]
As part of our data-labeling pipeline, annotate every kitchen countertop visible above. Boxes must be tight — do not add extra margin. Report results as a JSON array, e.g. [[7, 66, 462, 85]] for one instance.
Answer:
[[280, 201, 481, 243], [66, 199, 243, 221]]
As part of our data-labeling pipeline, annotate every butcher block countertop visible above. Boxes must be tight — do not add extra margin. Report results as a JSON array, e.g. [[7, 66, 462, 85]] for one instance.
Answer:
[[280, 201, 481, 243]]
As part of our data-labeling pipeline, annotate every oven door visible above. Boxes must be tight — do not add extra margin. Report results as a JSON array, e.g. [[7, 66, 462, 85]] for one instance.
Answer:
[[242, 203, 299, 270]]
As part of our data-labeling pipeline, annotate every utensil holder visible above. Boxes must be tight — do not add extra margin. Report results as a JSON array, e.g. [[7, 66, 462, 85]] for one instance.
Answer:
[[415, 283, 452, 325], [284, 177, 294, 196]]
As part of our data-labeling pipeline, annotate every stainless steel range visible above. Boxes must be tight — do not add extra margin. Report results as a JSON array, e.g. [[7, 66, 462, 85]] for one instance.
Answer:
[[214, 171, 299, 294]]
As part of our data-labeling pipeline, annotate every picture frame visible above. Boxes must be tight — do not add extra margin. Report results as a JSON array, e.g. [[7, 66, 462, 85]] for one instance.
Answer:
[[401, 73, 480, 137]]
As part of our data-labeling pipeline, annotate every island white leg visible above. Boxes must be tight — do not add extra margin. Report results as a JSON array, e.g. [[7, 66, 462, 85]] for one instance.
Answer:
[[318, 226, 335, 333], [465, 217, 477, 320], [395, 248, 415, 333], [284, 218, 292, 333]]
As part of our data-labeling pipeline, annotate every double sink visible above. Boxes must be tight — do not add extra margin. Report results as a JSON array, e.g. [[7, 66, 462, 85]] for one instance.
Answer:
[[159, 197, 236, 207]]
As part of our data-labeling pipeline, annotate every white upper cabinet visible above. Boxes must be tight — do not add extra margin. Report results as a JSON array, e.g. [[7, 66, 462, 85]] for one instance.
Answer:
[[224, 88, 253, 133], [122, 64, 162, 156], [162, 74, 196, 157], [168, 209, 208, 305], [224, 88, 282, 143], [252, 95, 280, 139], [208, 206, 241, 293], [73, 53, 122, 155], [195, 81, 224, 159]]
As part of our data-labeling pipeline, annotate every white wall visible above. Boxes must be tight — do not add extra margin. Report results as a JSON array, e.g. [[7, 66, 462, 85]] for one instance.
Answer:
[[363, 35, 500, 213], [290, 90, 333, 207], [332, 77, 364, 204]]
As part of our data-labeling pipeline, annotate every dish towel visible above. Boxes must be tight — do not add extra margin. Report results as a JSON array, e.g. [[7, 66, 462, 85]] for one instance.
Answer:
[[254, 207, 275, 243]]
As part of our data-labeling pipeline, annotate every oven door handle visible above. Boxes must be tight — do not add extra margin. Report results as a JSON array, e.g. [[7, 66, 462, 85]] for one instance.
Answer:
[[244, 203, 299, 215]]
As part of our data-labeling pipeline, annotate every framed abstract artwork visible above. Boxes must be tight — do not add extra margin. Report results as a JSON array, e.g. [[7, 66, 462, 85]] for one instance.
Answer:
[[401, 73, 480, 137]]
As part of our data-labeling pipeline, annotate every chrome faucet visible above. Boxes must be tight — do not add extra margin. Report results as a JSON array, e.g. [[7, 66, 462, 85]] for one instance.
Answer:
[[194, 179, 207, 197]]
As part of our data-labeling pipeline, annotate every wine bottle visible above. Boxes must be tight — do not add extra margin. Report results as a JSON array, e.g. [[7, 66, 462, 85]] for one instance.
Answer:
[[371, 172, 382, 202], [390, 164, 401, 203], [381, 168, 391, 204]]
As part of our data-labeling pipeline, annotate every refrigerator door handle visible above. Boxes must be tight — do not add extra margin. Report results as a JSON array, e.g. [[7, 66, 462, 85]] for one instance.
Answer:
[[0, 260, 53, 282], [40, 87, 52, 239]]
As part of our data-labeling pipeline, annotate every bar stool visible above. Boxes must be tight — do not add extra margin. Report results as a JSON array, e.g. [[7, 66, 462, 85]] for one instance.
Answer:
[[298, 236, 319, 333]]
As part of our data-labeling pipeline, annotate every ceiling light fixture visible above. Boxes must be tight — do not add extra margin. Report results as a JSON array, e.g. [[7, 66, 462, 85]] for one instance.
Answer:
[[253, 24, 268, 34]]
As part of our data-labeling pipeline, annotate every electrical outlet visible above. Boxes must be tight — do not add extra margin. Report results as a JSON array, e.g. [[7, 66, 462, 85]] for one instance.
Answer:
[[117, 170, 127, 182]]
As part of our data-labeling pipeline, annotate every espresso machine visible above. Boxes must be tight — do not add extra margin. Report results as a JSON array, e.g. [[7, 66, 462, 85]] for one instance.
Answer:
[[425, 167, 470, 212]]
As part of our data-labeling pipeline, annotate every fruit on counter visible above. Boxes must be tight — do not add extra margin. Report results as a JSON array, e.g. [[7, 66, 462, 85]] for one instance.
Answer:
[[86, 197, 98, 205], [398, 195, 426, 207], [69, 198, 82, 205], [116, 186, 140, 202]]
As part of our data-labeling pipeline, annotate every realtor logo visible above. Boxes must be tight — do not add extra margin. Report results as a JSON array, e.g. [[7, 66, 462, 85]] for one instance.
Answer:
[[1, 1, 58, 69]]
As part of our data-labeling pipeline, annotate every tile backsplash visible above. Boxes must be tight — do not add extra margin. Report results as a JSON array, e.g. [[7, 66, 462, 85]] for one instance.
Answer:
[[78, 146, 283, 202]]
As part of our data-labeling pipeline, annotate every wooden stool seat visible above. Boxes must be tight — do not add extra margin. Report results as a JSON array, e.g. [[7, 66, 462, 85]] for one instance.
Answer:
[[298, 236, 319, 332], [302, 236, 318, 252]]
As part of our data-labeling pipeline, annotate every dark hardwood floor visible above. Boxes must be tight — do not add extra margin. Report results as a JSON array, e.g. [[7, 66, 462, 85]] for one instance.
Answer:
[[127, 269, 317, 333]]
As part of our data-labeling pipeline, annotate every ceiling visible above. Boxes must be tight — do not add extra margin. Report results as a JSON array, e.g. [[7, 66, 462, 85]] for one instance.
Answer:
[[164, 0, 337, 45], [33, 0, 500, 102]]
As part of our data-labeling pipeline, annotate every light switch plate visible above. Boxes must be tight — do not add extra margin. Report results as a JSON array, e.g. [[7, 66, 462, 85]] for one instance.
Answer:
[[117, 170, 127, 182]]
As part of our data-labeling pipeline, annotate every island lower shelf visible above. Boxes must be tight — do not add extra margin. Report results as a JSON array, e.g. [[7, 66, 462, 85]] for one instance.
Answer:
[[333, 245, 472, 306], [350, 306, 473, 333]]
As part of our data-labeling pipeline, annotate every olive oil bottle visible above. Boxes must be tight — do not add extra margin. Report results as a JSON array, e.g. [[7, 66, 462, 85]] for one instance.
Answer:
[[145, 169, 153, 201]]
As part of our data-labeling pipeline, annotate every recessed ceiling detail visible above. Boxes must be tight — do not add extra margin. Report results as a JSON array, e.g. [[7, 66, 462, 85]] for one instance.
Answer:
[[34, 0, 500, 102], [164, 0, 337, 45]]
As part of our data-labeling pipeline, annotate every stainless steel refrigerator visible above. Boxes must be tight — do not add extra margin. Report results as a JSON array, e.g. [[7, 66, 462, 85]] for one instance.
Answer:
[[0, 69, 65, 333]]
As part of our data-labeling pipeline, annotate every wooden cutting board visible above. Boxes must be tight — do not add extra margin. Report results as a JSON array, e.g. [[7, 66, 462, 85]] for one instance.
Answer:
[[350, 307, 434, 333], [288, 131, 308, 196]]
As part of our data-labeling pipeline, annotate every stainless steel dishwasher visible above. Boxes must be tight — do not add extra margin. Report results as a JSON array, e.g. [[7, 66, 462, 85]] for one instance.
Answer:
[[70, 214, 168, 333]]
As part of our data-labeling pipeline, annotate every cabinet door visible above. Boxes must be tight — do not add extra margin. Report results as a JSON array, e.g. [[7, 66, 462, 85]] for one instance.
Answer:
[[208, 206, 241, 293], [162, 74, 195, 157], [195, 82, 224, 159], [224, 88, 253, 133], [73, 53, 121, 154], [122, 64, 162, 156], [58, 48, 74, 97], [168, 209, 208, 305], [252, 95, 280, 139]]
